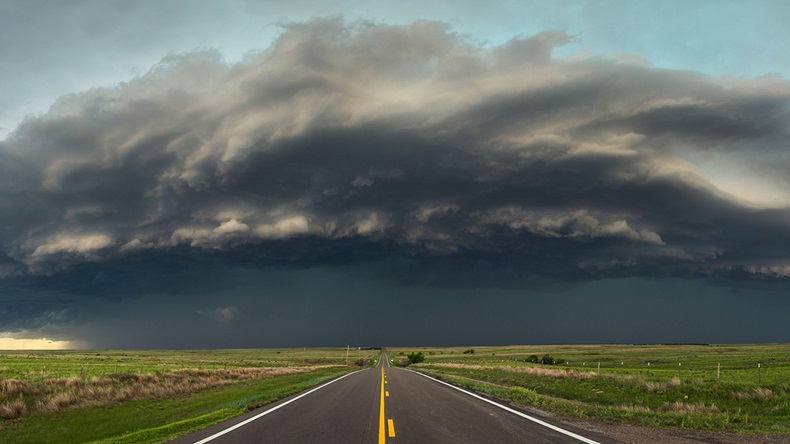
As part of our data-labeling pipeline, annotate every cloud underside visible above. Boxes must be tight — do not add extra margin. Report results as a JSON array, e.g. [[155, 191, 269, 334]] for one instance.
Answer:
[[2, 18, 790, 287]]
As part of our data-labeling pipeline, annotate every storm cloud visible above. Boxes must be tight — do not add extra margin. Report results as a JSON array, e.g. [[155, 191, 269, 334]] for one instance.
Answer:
[[2, 19, 790, 340]]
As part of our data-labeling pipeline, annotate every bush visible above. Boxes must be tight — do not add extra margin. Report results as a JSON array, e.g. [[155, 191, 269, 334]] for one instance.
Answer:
[[527, 354, 563, 365], [406, 352, 425, 365], [463, 349, 475, 354]]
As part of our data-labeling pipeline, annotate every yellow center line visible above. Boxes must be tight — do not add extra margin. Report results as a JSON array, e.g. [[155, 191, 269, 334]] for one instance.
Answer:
[[378, 365, 386, 444], [388, 419, 396, 438]]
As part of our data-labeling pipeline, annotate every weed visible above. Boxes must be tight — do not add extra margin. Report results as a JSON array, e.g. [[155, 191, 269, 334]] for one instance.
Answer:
[[0, 397, 26, 419], [734, 387, 775, 400], [660, 401, 719, 414], [619, 404, 651, 413]]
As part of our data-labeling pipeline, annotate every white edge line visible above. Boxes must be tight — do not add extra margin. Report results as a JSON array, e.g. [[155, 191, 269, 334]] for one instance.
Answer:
[[406, 369, 601, 444], [192, 370, 360, 444]]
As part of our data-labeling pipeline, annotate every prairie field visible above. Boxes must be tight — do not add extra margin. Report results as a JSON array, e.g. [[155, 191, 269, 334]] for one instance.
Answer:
[[0, 348, 378, 444], [392, 344, 790, 435], [3, 344, 788, 442]]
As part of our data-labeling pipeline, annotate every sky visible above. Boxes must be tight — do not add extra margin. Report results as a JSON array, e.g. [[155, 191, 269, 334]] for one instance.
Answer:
[[1, 0, 790, 349]]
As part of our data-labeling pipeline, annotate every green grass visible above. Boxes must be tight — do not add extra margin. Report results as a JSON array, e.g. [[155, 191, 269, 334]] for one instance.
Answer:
[[0, 348, 378, 443], [0, 367, 355, 444], [392, 344, 790, 434], [90, 409, 240, 444]]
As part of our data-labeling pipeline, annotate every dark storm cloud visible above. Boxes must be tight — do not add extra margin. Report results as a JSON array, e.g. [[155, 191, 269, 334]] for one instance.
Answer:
[[2, 18, 790, 330]]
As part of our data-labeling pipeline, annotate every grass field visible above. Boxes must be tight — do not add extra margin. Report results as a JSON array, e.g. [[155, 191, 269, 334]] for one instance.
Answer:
[[3, 344, 788, 441], [0, 348, 378, 444], [391, 344, 790, 435]]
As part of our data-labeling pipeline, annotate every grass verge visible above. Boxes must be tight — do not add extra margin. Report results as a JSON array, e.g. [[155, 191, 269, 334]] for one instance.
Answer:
[[412, 368, 790, 435], [0, 367, 354, 444], [90, 409, 239, 444]]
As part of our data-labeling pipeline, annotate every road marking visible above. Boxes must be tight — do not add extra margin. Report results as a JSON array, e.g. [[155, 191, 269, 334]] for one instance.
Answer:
[[385, 390, 389, 397], [388, 419, 396, 437], [190, 371, 358, 444], [379, 366, 386, 444], [407, 370, 602, 444]]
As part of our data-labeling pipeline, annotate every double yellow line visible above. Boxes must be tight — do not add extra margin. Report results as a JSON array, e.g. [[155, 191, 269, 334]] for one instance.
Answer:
[[378, 365, 395, 442]]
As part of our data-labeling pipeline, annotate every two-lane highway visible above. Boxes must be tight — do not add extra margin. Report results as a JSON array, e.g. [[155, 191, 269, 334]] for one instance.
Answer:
[[170, 351, 617, 443], [170, 362, 382, 444]]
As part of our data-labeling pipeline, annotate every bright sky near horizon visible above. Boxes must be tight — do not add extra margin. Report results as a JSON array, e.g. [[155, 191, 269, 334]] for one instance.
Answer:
[[1, 0, 790, 349], [0, 336, 81, 350]]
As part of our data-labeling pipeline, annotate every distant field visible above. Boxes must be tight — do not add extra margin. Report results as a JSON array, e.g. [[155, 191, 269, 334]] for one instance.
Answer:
[[391, 344, 790, 435], [0, 348, 378, 444], [0, 348, 374, 380]]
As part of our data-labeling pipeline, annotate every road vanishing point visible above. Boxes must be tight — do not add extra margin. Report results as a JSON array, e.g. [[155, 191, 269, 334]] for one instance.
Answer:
[[170, 350, 616, 444]]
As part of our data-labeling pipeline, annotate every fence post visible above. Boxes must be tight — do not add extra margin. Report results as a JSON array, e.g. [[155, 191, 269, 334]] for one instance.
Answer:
[[647, 362, 650, 378], [678, 363, 681, 380], [717, 363, 720, 382], [597, 362, 600, 376], [758, 363, 761, 386]]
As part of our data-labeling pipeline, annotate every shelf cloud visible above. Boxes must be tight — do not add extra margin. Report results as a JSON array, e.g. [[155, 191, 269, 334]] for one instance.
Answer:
[[2, 19, 790, 343]]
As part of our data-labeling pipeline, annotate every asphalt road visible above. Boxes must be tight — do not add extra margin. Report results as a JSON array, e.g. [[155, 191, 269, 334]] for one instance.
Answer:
[[169, 352, 617, 444]]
